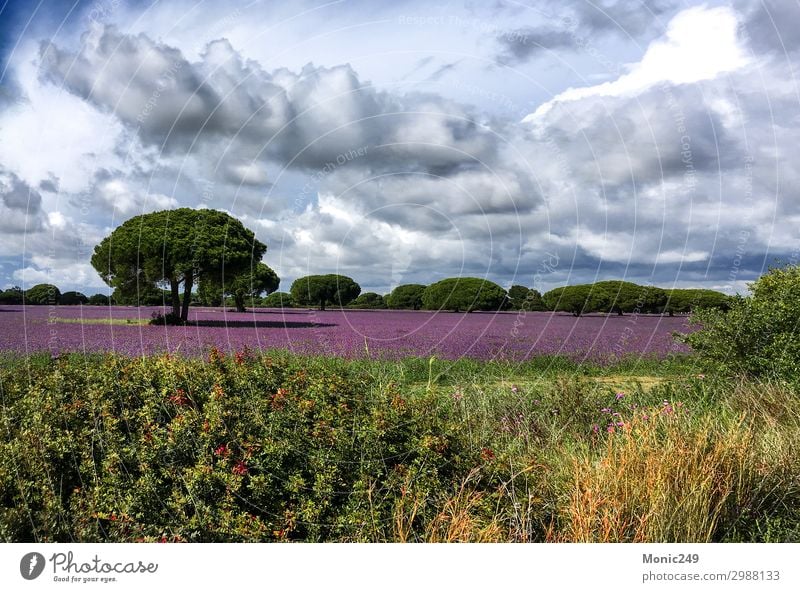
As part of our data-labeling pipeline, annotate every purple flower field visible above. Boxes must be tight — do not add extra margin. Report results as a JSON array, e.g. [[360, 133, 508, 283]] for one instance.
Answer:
[[0, 305, 694, 362]]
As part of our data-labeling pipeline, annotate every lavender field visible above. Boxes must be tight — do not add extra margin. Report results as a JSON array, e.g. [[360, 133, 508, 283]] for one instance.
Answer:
[[0, 305, 693, 362]]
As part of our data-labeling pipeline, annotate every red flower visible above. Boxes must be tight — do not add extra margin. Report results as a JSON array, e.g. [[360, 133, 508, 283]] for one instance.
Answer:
[[232, 461, 248, 476], [480, 447, 495, 461], [214, 444, 229, 457]]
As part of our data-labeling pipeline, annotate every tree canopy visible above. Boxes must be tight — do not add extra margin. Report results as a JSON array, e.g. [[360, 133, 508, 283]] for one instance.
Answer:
[[226, 263, 280, 312], [91, 208, 267, 322], [422, 277, 507, 312], [386, 284, 426, 310], [263, 292, 295, 308], [289, 275, 360, 310], [349, 292, 387, 309], [507, 285, 546, 311], [60, 291, 88, 305], [24, 284, 61, 305]]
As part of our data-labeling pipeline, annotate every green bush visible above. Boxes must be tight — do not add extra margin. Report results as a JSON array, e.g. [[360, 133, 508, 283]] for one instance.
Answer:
[[0, 287, 23, 305], [684, 265, 800, 379], [422, 278, 506, 312], [87, 294, 110, 306], [0, 352, 471, 542], [263, 292, 295, 308]]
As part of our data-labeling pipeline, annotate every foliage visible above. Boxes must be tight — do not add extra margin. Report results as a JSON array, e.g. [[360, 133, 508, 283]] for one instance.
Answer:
[[24, 284, 61, 305], [91, 208, 266, 322], [60, 291, 88, 305], [262, 292, 296, 308], [507, 285, 545, 311], [542, 285, 599, 316], [349, 292, 387, 309], [0, 286, 23, 305], [684, 265, 800, 379], [422, 278, 507, 312], [225, 263, 280, 312], [664, 289, 731, 315], [87, 294, 110, 306], [290, 275, 360, 311], [386, 284, 426, 310], [1, 352, 798, 543]]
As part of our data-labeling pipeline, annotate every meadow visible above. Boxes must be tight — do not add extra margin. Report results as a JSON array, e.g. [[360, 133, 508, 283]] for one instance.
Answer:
[[1, 296, 798, 543], [0, 305, 691, 361]]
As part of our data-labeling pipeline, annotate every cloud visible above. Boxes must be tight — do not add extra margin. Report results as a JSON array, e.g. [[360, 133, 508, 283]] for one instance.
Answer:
[[524, 6, 749, 121], [41, 26, 498, 172], [495, 28, 575, 65], [0, 169, 46, 233]]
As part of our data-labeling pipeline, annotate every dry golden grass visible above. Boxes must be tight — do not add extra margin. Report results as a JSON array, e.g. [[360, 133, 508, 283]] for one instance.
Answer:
[[549, 410, 755, 542]]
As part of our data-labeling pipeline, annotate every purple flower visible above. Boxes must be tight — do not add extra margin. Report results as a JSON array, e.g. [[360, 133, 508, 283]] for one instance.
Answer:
[[615, 392, 625, 400], [600, 407, 612, 414]]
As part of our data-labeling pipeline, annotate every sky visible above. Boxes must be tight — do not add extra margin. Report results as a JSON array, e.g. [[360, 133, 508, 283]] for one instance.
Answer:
[[0, 0, 798, 296]]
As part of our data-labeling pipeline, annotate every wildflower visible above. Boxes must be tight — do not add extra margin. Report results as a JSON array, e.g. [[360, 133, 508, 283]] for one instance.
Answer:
[[169, 388, 190, 406], [591, 424, 600, 434], [697, 374, 705, 379], [600, 407, 612, 414], [214, 444, 229, 457], [480, 447, 495, 461], [641, 414, 649, 421], [510, 385, 519, 393], [232, 461, 248, 476], [615, 392, 625, 400], [607, 426, 615, 434], [452, 390, 463, 402]]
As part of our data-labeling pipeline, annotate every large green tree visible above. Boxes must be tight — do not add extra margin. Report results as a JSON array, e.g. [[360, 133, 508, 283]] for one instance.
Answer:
[[349, 292, 387, 309], [290, 274, 360, 310], [386, 284, 426, 310], [91, 208, 267, 323], [24, 284, 61, 305], [60, 291, 88, 305], [664, 289, 730, 316], [422, 277, 507, 312]]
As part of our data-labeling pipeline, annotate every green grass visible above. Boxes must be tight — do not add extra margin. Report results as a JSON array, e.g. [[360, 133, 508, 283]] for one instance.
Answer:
[[0, 350, 798, 542]]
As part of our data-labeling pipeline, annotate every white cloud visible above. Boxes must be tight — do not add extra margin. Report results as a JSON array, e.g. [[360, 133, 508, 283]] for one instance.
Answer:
[[524, 6, 750, 122]]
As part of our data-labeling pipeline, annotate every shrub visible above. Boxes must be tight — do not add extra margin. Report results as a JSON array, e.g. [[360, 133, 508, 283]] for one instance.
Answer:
[[263, 292, 295, 308], [0, 352, 474, 542], [0, 287, 23, 305], [684, 265, 800, 379], [422, 278, 506, 312]]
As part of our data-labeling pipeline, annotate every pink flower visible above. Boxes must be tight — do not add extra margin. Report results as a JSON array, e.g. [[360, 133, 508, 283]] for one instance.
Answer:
[[510, 385, 519, 393], [232, 461, 248, 476], [452, 391, 463, 402], [615, 392, 625, 400], [591, 424, 600, 434]]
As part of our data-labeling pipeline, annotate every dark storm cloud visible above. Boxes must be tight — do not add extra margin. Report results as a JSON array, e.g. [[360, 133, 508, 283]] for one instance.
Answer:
[[740, 0, 800, 55]]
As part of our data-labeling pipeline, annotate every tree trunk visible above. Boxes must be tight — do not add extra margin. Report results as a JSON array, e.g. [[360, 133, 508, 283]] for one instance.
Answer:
[[181, 275, 193, 323], [617, 309, 623, 316], [171, 277, 181, 318], [235, 293, 246, 313], [319, 298, 326, 311]]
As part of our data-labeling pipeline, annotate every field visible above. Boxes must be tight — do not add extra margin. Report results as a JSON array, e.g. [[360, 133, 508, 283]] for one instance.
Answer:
[[2, 303, 799, 544], [0, 305, 692, 361]]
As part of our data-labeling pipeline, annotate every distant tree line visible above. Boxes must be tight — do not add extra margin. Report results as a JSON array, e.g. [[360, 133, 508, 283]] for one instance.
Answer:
[[1, 277, 731, 316]]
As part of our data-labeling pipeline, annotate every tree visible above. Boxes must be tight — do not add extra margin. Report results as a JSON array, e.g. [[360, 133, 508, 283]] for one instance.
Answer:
[[386, 284, 426, 310], [87, 293, 110, 305], [664, 289, 730, 316], [263, 292, 295, 308], [60, 291, 88, 305], [683, 265, 800, 378], [542, 285, 599, 316], [225, 263, 280, 312], [590, 281, 667, 315], [421, 277, 507, 312], [0, 286, 23, 305], [24, 284, 61, 305], [507, 285, 546, 311], [91, 208, 266, 323], [290, 275, 360, 310], [349, 292, 387, 309]]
